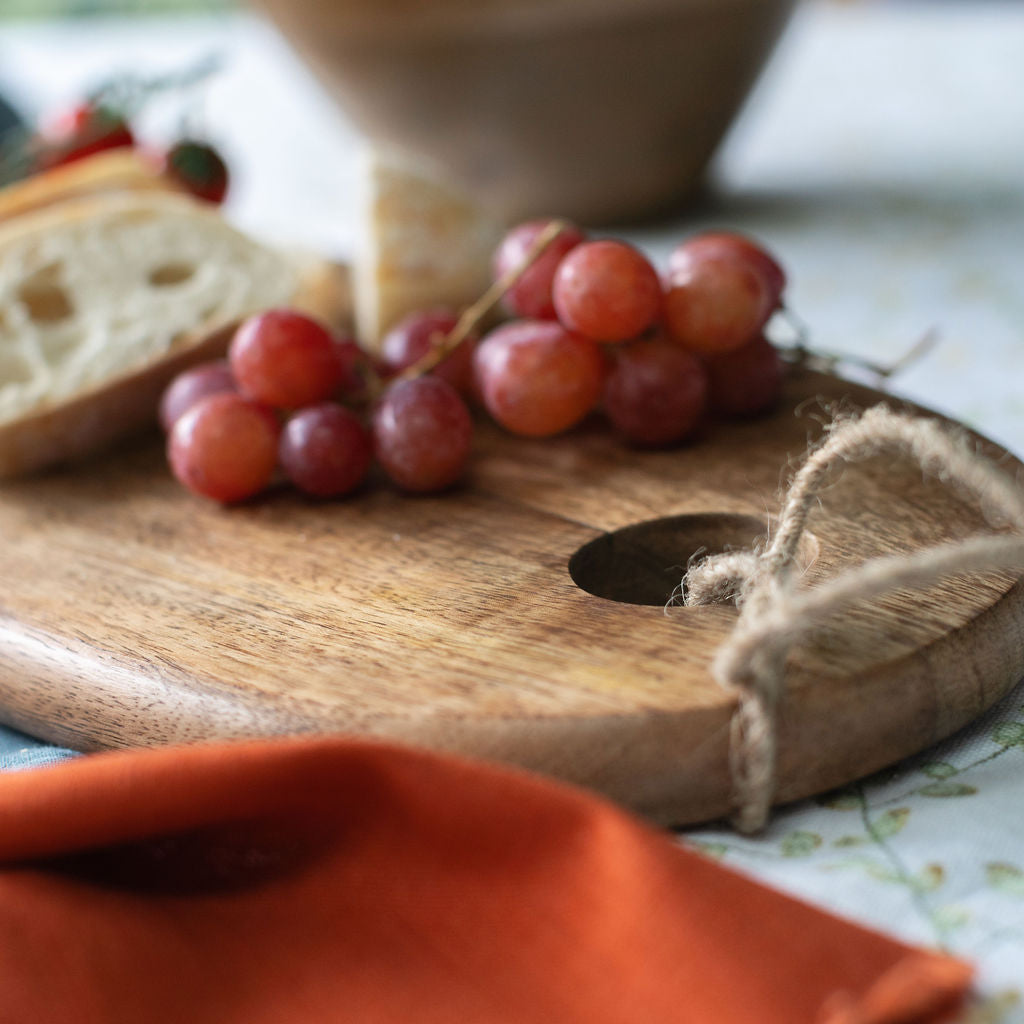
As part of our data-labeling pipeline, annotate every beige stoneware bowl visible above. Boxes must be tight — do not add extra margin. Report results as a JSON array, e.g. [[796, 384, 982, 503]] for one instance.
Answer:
[[254, 0, 796, 223]]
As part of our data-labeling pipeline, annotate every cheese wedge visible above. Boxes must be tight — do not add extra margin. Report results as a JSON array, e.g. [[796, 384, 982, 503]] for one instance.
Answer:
[[352, 144, 505, 350]]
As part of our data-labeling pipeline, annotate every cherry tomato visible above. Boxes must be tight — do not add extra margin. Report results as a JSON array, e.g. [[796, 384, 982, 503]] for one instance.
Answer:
[[39, 102, 134, 169], [163, 139, 229, 205]]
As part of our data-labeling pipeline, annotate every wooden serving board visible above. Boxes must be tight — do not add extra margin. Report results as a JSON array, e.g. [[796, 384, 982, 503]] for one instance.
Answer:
[[1, 368, 1022, 826]]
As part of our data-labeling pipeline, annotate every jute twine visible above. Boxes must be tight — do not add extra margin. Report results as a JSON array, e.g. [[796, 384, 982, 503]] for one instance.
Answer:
[[684, 405, 1024, 834]]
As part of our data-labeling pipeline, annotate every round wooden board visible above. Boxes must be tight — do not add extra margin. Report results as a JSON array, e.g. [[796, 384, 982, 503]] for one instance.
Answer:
[[0, 368, 1022, 826]]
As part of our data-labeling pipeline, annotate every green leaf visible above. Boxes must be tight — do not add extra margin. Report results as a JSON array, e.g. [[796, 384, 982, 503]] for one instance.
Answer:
[[992, 721, 1024, 747], [917, 863, 945, 891], [863, 862, 902, 883], [872, 807, 911, 838], [818, 789, 861, 811], [918, 782, 978, 798], [833, 835, 866, 848], [920, 761, 958, 779], [780, 830, 822, 857], [933, 905, 970, 931], [986, 862, 1024, 896]]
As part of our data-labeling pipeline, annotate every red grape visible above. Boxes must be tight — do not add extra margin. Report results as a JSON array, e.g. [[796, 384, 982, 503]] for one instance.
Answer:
[[493, 219, 586, 320], [552, 240, 661, 342], [373, 377, 472, 493], [159, 360, 236, 432], [603, 336, 708, 446], [663, 246, 774, 355], [473, 320, 604, 438], [167, 393, 279, 503], [705, 334, 784, 418], [380, 308, 477, 396], [279, 403, 373, 497], [230, 310, 345, 409], [334, 336, 372, 402], [669, 232, 786, 311]]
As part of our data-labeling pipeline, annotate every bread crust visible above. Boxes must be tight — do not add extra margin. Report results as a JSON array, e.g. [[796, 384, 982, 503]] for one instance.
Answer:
[[0, 188, 227, 246], [0, 148, 182, 224], [0, 324, 234, 479]]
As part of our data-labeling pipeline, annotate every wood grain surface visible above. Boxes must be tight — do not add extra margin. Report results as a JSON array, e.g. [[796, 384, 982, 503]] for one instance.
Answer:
[[0, 368, 1022, 826]]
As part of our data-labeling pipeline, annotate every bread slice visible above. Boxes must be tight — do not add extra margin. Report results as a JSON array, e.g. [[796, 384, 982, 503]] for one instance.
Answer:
[[0, 148, 183, 224], [0, 191, 346, 479], [352, 144, 505, 350]]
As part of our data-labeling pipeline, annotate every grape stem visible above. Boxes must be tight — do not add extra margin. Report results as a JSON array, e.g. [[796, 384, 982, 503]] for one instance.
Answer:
[[394, 218, 573, 384], [778, 309, 938, 385]]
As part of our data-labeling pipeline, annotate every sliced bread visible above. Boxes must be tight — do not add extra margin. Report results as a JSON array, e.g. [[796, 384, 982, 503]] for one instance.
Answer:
[[0, 190, 346, 478]]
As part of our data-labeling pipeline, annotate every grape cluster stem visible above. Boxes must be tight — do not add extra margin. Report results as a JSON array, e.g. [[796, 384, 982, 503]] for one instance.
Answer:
[[395, 219, 573, 384], [779, 312, 938, 387]]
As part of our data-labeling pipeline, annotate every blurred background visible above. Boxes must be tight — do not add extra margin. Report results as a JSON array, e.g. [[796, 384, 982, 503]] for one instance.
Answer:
[[1, 0, 230, 14]]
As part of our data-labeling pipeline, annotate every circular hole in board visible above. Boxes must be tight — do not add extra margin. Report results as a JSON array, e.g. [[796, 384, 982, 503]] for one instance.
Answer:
[[569, 513, 819, 607]]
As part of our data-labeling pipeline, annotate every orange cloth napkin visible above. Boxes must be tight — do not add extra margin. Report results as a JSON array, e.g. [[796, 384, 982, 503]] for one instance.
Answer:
[[0, 737, 970, 1023]]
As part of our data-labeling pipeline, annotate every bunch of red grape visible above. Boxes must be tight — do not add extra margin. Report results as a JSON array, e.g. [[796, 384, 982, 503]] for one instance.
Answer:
[[162, 309, 475, 503], [484, 220, 785, 446], [161, 221, 788, 504]]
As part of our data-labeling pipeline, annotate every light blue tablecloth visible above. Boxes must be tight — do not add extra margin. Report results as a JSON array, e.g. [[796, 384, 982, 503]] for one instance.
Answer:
[[0, 725, 76, 771], [686, 676, 1024, 1016]]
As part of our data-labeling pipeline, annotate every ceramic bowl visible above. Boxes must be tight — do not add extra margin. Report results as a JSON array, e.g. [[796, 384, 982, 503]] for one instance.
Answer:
[[253, 0, 796, 223]]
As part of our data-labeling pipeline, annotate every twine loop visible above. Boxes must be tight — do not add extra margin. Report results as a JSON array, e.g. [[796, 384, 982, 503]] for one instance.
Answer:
[[684, 405, 1024, 833]]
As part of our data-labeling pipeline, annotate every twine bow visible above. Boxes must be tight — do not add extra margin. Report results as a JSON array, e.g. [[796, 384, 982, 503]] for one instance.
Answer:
[[685, 405, 1024, 833]]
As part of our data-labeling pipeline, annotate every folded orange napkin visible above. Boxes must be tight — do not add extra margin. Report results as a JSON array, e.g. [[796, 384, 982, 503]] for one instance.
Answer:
[[0, 737, 970, 1023]]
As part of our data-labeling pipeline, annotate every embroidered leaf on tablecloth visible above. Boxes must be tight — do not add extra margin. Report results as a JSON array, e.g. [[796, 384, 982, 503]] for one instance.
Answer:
[[932, 905, 970, 932], [780, 830, 822, 857], [833, 835, 866, 848], [918, 782, 978, 798], [825, 857, 900, 883], [991, 721, 1024, 747], [985, 862, 1024, 896], [862, 861, 901, 883], [917, 863, 945, 891], [817, 789, 860, 811], [920, 761, 958, 779], [872, 807, 910, 838]]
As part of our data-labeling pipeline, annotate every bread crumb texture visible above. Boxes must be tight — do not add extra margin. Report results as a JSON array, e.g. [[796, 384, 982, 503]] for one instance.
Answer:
[[0, 193, 301, 426]]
